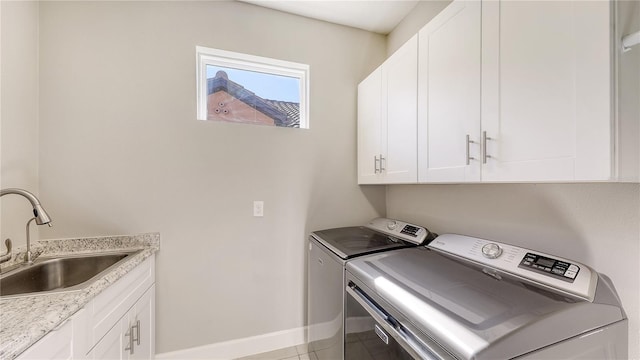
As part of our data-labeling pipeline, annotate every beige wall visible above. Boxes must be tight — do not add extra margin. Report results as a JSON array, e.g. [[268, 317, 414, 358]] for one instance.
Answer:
[[0, 1, 40, 250], [36, 1, 386, 353], [386, 2, 640, 358]]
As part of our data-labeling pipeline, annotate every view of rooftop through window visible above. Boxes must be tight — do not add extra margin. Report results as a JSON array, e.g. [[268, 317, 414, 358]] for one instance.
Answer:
[[197, 46, 309, 128], [205, 65, 302, 128]]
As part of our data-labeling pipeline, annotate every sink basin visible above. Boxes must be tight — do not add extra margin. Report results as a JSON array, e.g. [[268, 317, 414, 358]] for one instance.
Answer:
[[0, 251, 140, 297]]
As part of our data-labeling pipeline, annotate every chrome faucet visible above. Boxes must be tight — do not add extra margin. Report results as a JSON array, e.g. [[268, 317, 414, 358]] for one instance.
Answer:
[[0, 188, 53, 263]]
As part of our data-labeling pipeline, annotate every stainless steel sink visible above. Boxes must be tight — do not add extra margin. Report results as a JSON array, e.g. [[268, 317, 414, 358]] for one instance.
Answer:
[[0, 250, 140, 297]]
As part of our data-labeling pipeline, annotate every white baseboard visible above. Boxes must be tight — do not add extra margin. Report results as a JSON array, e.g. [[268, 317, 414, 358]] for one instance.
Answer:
[[308, 312, 342, 343], [155, 326, 306, 360]]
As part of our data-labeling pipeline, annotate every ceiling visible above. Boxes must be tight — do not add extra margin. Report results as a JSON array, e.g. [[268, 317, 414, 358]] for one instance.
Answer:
[[238, 0, 420, 34]]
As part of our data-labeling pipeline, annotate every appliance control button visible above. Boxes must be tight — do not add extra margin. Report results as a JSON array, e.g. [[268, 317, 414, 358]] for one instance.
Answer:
[[568, 264, 579, 272], [482, 243, 503, 259], [387, 221, 398, 230], [564, 270, 577, 279]]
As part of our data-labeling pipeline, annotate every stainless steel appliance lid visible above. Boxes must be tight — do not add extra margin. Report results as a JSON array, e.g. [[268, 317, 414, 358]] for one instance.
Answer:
[[310, 226, 411, 260], [346, 247, 626, 360], [310, 218, 435, 260]]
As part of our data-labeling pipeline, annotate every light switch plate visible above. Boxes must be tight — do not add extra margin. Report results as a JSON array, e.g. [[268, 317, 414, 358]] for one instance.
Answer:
[[253, 201, 264, 217]]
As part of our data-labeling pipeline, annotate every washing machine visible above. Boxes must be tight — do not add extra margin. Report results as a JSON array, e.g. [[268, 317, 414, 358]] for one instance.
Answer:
[[345, 233, 628, 359]]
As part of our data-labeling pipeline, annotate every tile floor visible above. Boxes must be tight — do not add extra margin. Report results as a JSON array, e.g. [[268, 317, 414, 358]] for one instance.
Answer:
[[234, 344, 319, 360], [234, 329, 387, 360]]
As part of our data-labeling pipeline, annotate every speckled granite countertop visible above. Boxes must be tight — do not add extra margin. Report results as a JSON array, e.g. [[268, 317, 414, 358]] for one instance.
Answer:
[[0, 233, 160, 360]]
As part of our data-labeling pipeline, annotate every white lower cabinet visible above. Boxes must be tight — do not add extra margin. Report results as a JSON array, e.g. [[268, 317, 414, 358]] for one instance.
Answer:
[[16, 254, 155, 360], [130, 285, 154, 360], [86, 254, 155, 359], [90, 321, 125, 360], [16, 314, 75, 360], [89, 285, 155, 360]]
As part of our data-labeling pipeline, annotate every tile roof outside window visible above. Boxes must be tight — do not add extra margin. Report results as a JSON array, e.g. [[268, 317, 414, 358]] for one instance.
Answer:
[[196, 46, 309, 128], [207, 70, 301, 127]]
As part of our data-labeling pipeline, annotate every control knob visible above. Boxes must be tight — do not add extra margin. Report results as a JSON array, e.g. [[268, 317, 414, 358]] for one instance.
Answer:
[[387, 220, 398, 230], [482, 243, 503, 259]]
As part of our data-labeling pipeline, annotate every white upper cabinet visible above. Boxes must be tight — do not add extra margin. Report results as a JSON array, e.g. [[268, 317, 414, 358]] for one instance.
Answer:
[[358, 68, 383, 184], [360, 0, 633, 184], [481, 0, 613, 181], [418, 0, 481, 182], [358, 35, 418, 184], [383, 35, 419, 183]]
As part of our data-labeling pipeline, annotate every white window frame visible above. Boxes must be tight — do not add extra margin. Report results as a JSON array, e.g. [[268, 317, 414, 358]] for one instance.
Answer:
[[196, 46, 310, 128]]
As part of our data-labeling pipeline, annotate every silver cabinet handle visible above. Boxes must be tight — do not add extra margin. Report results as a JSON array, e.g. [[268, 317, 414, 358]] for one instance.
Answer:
[[380, 154, 386, 172], [124, 320, 141, 355], [374, 156, 380, 174], [482, 131, 492, 164], [466, 135, 476, 165], [124, 326, 134, 355], [133, 319, 141, 346]]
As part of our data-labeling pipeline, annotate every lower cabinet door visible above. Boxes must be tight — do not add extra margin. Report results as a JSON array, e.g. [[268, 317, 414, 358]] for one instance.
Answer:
[[89, 285, 155, 360], [90, 320, 126, 360], [17, 319, 73, 360], [130, 285, 155, 359]]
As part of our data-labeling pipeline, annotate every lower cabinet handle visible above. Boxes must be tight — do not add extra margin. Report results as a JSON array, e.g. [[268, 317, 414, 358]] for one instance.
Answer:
[[380, 154, 386, 172], [135, 320, 141, 346], [374, 156, 380, 174], [124, 326, 134, 355]]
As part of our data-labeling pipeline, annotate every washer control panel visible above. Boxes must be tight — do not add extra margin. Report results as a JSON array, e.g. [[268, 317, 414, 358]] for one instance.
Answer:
[[519, 253, 580, 282], [366, 218, 435, 245], [428, 234, 597, 301]]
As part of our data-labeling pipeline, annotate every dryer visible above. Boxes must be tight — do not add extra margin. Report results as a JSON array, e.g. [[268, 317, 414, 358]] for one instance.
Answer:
[[307, 218, 436, 360]]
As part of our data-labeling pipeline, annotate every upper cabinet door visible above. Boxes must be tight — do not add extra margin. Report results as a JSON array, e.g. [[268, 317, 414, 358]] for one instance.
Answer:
[[418, 1, 481, 182], [358, 35, 418, 185], [357, 68, 383, 184], [382, 35, 419, 183], [481, 0, 612, 181]]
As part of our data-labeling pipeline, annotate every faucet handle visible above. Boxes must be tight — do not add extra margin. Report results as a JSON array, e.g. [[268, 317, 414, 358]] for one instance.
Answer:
[[0, 238, 12, 264]]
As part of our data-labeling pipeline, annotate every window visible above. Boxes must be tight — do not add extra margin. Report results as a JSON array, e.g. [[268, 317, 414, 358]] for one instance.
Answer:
[[196, 46, 309, 128]]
